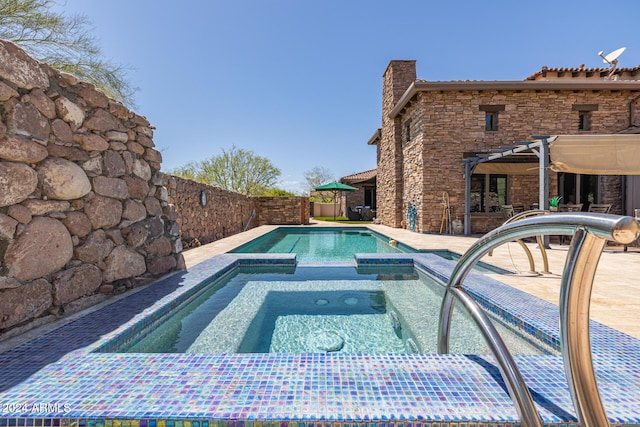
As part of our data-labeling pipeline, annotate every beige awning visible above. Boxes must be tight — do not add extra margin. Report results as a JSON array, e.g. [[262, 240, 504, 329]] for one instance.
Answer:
[[550, 134, 640, 175], [474, 162, 540, 175]]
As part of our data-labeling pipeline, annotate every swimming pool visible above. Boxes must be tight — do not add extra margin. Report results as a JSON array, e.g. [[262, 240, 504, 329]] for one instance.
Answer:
[[117, 265, 549, 355], [230, 227, 409, 260], [230, 227, 511, 275], [2, 253, 640, 425]]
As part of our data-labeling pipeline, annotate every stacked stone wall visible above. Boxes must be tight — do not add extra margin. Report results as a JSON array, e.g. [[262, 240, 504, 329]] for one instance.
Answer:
[[385, 82, 634, 234], [510, 175, 543, 211], [162, 174, 258, 245], [255, 196, 310, 226], [402, 139, 424, 229], [344, 189, 365, 211], [600, 176, 623, 214], [0, 40, 183, 338], [163, 174, 310, 246], [377, 61, 416, 227]]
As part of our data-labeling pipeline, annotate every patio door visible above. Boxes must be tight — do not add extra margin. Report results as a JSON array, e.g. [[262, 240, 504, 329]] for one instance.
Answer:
[[559, 173, 598, 209], [364, 186, 376, 209]]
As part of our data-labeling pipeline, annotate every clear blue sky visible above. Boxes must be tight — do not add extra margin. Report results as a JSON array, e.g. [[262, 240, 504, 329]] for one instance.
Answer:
[[54, 0, 639, 194]]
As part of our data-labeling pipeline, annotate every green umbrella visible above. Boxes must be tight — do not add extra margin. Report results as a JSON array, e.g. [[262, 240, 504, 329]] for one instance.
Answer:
[[315, 181, 358, 219]]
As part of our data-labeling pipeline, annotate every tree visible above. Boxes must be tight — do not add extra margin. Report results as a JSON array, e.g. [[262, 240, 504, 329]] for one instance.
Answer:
[[171, 146, 282, 196], [262, 188, 296, 197], [0, 0, 137, 106], [304, 166, 334, 202]]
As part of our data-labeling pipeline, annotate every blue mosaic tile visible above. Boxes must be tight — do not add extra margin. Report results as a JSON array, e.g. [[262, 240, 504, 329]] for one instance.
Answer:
[[1, 240, 640, 426]]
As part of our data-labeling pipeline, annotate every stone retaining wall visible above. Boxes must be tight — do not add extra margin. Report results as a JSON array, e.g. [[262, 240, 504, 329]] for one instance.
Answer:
[[163, 174, 310, 247], [0, 40, 183, 338]]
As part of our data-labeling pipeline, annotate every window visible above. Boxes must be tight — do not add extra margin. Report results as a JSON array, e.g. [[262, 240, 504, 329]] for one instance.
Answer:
[[485, 112, 498, 131], [404, 119, 412, 142], [479, 105, 505, 132], [470, 174, 507, 213], [578, 111, 592, 131], [572, 104, 597, 131]]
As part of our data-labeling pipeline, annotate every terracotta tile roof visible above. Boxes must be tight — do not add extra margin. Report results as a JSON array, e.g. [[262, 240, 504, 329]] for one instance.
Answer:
[[525, 66, 640, 81], [341, 168, 376, 183]]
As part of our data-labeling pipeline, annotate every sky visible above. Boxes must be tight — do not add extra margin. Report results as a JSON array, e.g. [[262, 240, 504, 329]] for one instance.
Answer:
[[52, 0, 640, 194]]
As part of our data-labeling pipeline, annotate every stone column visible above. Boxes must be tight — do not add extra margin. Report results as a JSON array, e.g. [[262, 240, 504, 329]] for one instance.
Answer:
[[379, 60, 416, 227]]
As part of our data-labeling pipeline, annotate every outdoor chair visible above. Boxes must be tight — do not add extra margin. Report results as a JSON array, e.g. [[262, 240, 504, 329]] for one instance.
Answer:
[[558, 203, 583, 212], [347, 206, 361, 221], [360, 207, 372, 221], [500, 205, 515, 220], [587, 203, 612, 213]]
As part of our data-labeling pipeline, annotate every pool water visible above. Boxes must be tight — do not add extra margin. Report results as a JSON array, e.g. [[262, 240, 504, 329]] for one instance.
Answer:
[[121, 266, 551, 355], [230, 227, 408, 261]]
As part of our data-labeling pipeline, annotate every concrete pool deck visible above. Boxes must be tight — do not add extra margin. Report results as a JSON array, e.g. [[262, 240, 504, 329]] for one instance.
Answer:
[[182, 220, 640, 340]]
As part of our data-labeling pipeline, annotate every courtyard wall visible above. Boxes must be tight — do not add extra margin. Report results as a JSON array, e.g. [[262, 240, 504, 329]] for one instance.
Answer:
[[163, 174, 310, 247], [0, 40, 184, 338]]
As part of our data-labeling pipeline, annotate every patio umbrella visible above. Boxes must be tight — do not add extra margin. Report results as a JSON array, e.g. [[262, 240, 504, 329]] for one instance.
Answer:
[[315, 181, 358, 220]]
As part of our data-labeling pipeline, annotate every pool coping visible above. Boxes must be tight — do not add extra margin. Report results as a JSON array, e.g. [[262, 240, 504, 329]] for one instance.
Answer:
[[1, 250, 640, 426]]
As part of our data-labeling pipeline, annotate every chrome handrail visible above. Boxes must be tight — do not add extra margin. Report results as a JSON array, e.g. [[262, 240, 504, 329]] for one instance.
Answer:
[[437, 213, 640, 427], [489, 209, 552, 274]]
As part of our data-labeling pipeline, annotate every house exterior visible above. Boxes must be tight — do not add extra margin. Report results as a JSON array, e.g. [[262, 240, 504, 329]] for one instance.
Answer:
[[340, 168, 377, 214], [369, 60, 640, 234]]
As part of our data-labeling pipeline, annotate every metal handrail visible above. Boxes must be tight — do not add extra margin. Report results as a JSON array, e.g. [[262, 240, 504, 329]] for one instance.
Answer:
[[489, 209, 552, 274], [437, 213, 640, 427]]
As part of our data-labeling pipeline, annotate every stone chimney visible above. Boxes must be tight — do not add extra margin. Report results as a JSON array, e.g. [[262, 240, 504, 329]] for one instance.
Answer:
[[377, 60, 416, 227]]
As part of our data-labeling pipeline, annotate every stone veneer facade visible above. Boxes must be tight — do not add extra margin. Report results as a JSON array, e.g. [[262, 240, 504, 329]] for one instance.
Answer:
[[0, 40, 183, 338], [374, 60, 640, 234], [377, 61, 416, 228], [163, 174, 310, 246]]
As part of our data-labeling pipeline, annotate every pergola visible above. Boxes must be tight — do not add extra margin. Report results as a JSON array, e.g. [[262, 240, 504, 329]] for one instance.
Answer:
[[461, 134, 640, 236]]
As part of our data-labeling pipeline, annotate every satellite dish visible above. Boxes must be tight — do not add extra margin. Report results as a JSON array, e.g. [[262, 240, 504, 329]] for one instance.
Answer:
[[599, 47, 626, 65], [598, 47, 626, 79]]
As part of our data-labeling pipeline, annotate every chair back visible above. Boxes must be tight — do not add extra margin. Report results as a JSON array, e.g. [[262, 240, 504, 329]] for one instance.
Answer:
[[559, 203, 583, 212], [587, 204, 612, 214], [500, 205, 515, 219], [360, 207, 372, 221]]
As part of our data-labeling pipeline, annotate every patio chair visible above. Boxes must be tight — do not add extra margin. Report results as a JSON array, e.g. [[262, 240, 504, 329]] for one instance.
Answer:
[[500, 205, 515, 220], [346, 206, 361, 221], [360, 207, 372, 221], [558, 203, 583, 212], [587, 203, 612, 213]]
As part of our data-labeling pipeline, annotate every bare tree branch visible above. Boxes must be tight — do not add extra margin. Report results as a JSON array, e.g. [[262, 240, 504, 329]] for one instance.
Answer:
[[0, 0, 137, 106]]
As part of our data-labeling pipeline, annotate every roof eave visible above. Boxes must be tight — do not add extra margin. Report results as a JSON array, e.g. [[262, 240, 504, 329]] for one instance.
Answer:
[[367, 128, 382, 145], [389, 80, 640, 119]]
